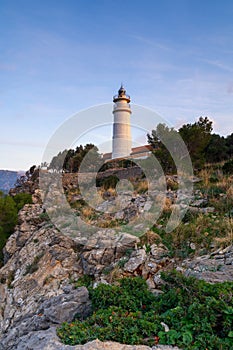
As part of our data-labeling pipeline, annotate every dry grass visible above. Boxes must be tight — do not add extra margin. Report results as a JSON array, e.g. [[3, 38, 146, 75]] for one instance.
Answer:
[[140, 230, 162, 246], [199, 168, 213, 187], [107, 265, 124, 284], [134, 180, 148, 194], [226, 184, 233, 198], [213, 217, 233, 248], [97, 186, 117, 199]]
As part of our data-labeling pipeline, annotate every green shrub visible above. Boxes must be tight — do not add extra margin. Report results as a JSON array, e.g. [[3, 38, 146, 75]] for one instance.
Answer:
[[57, 273, 233, 349], [75, 275, 94, 288], [12, 193, 32, 211], [223, 159, 233, 174]]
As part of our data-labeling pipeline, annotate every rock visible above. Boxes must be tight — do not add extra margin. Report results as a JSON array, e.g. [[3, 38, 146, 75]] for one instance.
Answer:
[[14, 327, 71, 350], [190, 199, 207, 207], [190, 242, 196, 250], [115, 233, 140, 257], [32, 189, 42, 204], [123, 249, 146, 272], [200, 207, 215, 213], [14, 327, 181, 350], [144, 201, 152, 211], [38, 286, 91, 323], [0, 287, 91, 350], [153, 273, 163, 286], [182, 245, 233, 283], [150, 244, 168, 260], [160, 322, 169, 332]]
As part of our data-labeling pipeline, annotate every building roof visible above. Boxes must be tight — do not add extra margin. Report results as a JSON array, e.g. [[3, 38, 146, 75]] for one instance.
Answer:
[[102, 144, 153, 161]]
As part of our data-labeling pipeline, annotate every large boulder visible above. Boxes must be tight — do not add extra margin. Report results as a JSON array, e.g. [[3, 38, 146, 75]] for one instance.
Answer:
[[0, 287, 90, 350]]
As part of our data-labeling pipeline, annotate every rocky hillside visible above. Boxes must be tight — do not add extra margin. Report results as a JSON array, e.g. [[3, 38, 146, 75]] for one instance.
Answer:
[[0, 164, 232, 349], [0, 195, 232, 349]]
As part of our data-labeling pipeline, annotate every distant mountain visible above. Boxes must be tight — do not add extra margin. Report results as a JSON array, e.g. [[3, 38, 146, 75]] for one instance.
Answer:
[[0, 170, 24, 194]]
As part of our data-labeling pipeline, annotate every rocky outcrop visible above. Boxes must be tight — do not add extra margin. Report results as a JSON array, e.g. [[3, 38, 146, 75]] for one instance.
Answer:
[[0, 203, 146, 349], [181, 245, 233, 283]]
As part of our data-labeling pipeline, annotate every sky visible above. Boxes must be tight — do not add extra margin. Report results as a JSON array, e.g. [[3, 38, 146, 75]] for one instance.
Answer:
[[0, 0, 233, 170]]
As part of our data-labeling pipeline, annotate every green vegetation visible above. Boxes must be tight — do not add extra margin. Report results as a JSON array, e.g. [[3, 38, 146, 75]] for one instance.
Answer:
[[13, 192, 33, 211], [0, 191, 32, 266], [151, 165, 233, 258], [179, 116, 213, 169], [153, 213, 233, 259], [49, 144, 102, 172], [57, 272, 233, 349], [74, 275, 94, 288], [148, 117, 233, 172], [223, 159, 233, 175]]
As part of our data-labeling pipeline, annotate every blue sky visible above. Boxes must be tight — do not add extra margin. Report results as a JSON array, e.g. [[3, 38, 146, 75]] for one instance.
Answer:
[[1, 0, 233, 170]]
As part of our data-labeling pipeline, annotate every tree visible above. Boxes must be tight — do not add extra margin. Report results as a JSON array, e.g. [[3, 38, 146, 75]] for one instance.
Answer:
[[179, 117, 213, 169], [0, 191, 18, 264], [226, 133, 233, 158], [49, 144, 102, 173], [147, 123, 177, 174], [0, 192, 17, 234], [13, 165, 39, 195], [205, 134, 228, 163]]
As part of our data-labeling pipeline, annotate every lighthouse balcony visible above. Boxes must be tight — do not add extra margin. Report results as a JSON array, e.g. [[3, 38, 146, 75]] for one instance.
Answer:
[[113, 94, 130, 103]]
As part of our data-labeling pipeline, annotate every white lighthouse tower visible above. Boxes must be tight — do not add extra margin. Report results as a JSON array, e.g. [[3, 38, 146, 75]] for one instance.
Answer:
[[112, 85, 132, 159]]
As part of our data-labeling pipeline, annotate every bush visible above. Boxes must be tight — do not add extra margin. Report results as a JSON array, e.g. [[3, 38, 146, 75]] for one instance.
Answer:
[[0, 192, 33, 266], [12, 193, 32, 211], [223, 159, 233, 174], [57, 273, 233, 349]]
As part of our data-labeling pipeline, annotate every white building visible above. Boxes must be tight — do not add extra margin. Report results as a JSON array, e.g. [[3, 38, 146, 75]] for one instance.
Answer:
[[112, 85, 132, 159]]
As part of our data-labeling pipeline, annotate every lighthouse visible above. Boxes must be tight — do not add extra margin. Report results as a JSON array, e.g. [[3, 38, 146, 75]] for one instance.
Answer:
[[112, 85, 132, 159]]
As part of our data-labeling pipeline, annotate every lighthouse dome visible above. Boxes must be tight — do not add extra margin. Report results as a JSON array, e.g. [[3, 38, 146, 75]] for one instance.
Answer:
[[118, 85, 126, 97]]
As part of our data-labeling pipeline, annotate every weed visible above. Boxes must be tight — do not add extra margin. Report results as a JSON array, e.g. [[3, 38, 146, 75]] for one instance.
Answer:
[[24, 252, 44, 275]]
